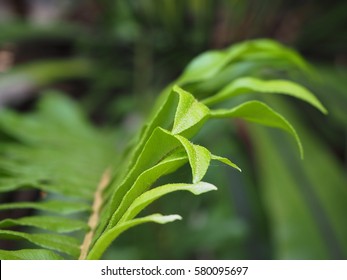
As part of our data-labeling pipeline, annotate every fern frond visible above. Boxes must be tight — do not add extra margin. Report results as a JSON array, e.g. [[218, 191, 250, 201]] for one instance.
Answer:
[[0, 39, 326, 259]]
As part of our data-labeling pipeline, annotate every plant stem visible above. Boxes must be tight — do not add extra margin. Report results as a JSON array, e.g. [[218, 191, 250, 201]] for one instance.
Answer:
[[79, 168, 111, 260]]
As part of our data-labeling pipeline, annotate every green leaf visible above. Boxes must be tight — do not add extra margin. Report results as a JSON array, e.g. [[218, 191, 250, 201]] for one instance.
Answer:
[[226, 39, 311, 74], [174, 135, 211, 183], [125, 84, 209, 174], [0, 200, 90, 214], [105, 127, 183, 222], [121, 88, 178, 177], [172, 85, 210, 136], [0, 249, 63, 260], [210, 155, 242, 172], [106, 151, 188, 228], [177, 39, 311, 85], [177, 40, 266, 84], [114, 150, 239, 232], [0, 216, 88, 233], [87, 214, 182, 260], [177, 50, 227, 84], [202, 77, 327, 114], [0, 230, 80, 258], [105, 127, 216, 226], [210, 101, 303, 158], [120, 182, 217, 223]]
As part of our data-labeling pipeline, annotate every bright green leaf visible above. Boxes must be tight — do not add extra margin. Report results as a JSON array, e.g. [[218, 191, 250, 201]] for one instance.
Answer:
[[107, 151, 188, 228], [174, 135, 211, 183], [210, 155, 242, 172], [202, 77, 327, 114], [120, 182, 217, 223], [177, 39, 311, 85], [87, 214, 182, 260], [105, 127, 183, 222], [177, 50, 227, 84], [123, 89, 178, 175], [210, 101, 303, 158], [172, 85, 210, 136]]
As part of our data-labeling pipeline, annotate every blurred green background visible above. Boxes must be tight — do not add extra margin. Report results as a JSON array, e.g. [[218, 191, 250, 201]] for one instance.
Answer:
[[0, 0, 346, 259]]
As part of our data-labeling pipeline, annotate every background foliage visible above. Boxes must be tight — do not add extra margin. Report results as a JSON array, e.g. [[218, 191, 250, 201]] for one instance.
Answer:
[[0, 0, 346, 259]]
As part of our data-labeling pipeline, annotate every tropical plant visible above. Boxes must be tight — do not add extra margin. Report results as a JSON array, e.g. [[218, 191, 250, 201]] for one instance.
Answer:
[[0, 39, 326, 260]]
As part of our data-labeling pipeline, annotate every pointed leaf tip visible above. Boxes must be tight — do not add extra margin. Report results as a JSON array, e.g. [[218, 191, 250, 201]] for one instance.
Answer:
[[211, 154, 241, 172], [189, 182, 218, 195], [151, 214, 182, 224]]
